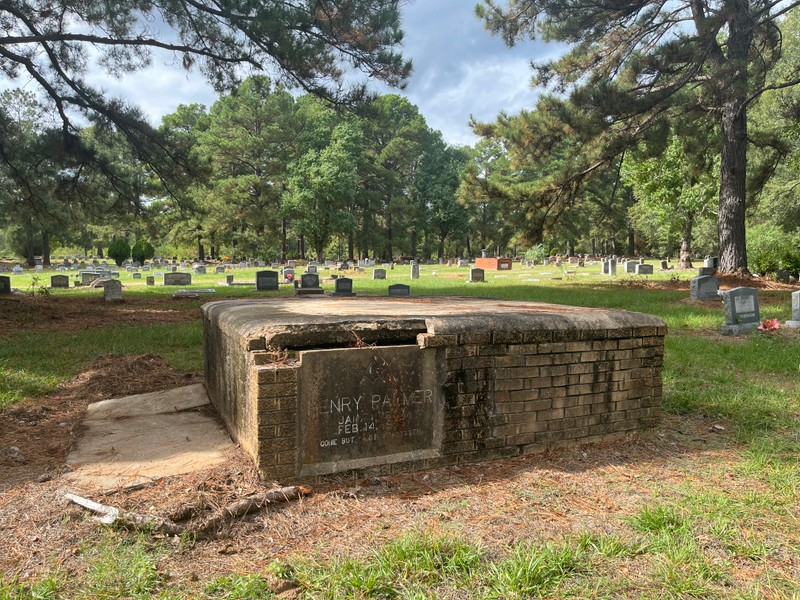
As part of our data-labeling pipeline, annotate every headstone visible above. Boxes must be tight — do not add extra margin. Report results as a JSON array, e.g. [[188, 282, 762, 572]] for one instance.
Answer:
[[154, 271, 164, 278], [786, 290, 800, 328], [721, 287, 760, 335], [372, 268, 386, 280], [282, 268, 295, 282], [103, 279, 123, 302], [215, 266, 226, 274], [690, 275, 719, 300], [287, 260, 297, 268], [410, 263, 420, 279], [307, 265, 318, 275], [164, 272, 192, 286], [607, 260, 617, 276], [635, 264, 653, 275], [35, 265, 43, 273], [698, 266, 716, 277], [601, 261, 609, 275], [469, 268, 485, 283], [12, 264, 23, 274], [704, 257, 718, 269], [226, 275, 234, 285], [132, 272, 142, 280], [660, 261, 669, 271], [142, 265, 150, 272], [81, 272, 101, 285], [146, 276, 155, 286], [458, 260, 469, 268], [0, 275, 10, 294], [776, 269, 790, 284], [297, 273, 324, 296], [625, 261, 637, 274], [50, 274, 69, 288], [388, 283, 411, 297], [256, 270, 279, 291], [330, 277, 356, 297]]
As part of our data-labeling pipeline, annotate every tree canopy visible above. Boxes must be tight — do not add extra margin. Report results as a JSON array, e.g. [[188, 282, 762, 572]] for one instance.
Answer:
[[476, 0, 800, 273]]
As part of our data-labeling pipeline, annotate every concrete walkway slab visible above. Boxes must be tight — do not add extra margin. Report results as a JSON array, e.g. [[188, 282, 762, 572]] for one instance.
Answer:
[[65, 384, 233, 491]]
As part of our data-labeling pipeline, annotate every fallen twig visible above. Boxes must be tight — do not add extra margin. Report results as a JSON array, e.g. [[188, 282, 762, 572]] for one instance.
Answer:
[[64, 485, 311, 538]]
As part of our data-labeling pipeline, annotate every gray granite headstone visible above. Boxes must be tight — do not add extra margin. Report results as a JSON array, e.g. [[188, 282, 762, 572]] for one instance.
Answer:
[[635, 264, 653, 275], [256, 270, 279, 291], [607, 260, 617, 276], [194, 265, 207, 274], [601, 260, 609, 275], [372, 268, 386, 280], [0, 275, 10, 294], [164, 272, 191, 286], [625, 261, 637, 274], [103, 279, 123, 302], [458, 260, 469, 268], [282, 268, 295, 282], [698, 266, 716, 277], [388, 284, 411, 297], [51, 274, 69, 288], [410, 263, 420, 280], [146, 276, 155, 286], [307, 265, 318, 275], [721, 287, 760, 335], [215, 266, 226, 274], [690, 275, 719, 300], [786, 290, 800, 328], [469, 268, 485, 283], [331, 277, 356, 297], [132, 272, 142, 280], [704, 257, 718, 269]]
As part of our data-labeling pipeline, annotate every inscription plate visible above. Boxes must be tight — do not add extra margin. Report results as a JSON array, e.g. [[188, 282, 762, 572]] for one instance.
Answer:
[[734, 295, 755, 317], [297, 345, 443, 476]]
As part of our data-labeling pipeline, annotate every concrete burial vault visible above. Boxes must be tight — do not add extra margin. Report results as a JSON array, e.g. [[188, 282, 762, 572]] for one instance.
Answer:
[[203, 297, 667, 484]]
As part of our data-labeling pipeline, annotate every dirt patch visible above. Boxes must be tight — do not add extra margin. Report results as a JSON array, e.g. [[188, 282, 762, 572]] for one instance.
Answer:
[[0, 295, 200, 336], [0, 354, 201, 490]]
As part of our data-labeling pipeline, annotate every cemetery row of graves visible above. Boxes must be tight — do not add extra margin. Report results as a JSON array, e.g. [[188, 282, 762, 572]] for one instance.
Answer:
[[1, 254, 799, 598]]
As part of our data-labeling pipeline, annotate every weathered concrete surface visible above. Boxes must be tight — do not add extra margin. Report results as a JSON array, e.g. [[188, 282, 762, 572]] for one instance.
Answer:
[[65, 384, 233, 491], [202, 297, 667, 484]]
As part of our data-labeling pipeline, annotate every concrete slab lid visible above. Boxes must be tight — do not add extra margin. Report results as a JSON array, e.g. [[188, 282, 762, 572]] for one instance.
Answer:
[[65, 384, 233, 492], [202, 297, 667, 349]]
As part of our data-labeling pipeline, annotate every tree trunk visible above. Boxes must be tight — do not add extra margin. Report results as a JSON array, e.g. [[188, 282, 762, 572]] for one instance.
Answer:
[[591, 237, 596, 256], [679, 212, 695, 269], [348, 230, 354, 261], [410, 229, 417, 258], [717, 104, 748, 274], [25, 215, 35, 267], [96, 245, 104, 259], [438, 234, 446, 259], [627, 229, 635, 257], [197, 235, 205, 262], [281, 218, 287, 262], [42, 231, 51, 266], [465, 234, 471, 258], [716, 6, 752, 274], [386, 211, 394, 260], [299, 234, 305, 260]]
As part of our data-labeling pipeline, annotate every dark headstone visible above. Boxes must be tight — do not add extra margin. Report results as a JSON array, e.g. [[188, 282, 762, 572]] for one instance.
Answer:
[[256, 270, 279, 291], [776, 268, 790, 284], [635, 264, 653, 275], [146, 276, 155, 286], [132, 272, 142, 280], [164, 272, 192, 286], [690, 275, 719, 300], [0, 275, 10, 294], [331, 277, 356, 297], [226, 275, 234, 285], [372, 268, 386, 280], [388, 283, 411, 297], [50, 274, 69, 288], [698, 266, 716, 277], [296, 272, 324, 296], [469, 268, 485, 283], [660, 261, 669, 271]]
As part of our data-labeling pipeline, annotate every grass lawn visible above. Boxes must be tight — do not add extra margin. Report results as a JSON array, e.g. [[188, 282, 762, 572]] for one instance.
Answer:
[[1, 262, 798, 598]]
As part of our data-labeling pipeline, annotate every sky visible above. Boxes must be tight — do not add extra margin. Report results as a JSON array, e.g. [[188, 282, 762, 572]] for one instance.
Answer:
[[88, 0, 559, 147]]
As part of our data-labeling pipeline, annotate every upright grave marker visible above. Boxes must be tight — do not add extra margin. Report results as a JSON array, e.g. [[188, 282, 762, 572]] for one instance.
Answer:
[[372, 268, 386, 280], [51, 274, 69, 288], [330, 277, 356, 297], [103, 279, 123, 302], [720, 287, 760, 335], [0, 275, 10, 294], [296, 273, 324, 296], [786, 290, 800, 328], [164, 272, 192, 286], [469, 268, 485, 283], [389, 283, 411, 297], [690, 275, 719, 300], [256, 270, 279, 291]]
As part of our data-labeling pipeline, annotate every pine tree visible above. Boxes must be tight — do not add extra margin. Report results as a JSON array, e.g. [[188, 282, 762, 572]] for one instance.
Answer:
[[477, 0, 800, 273]]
